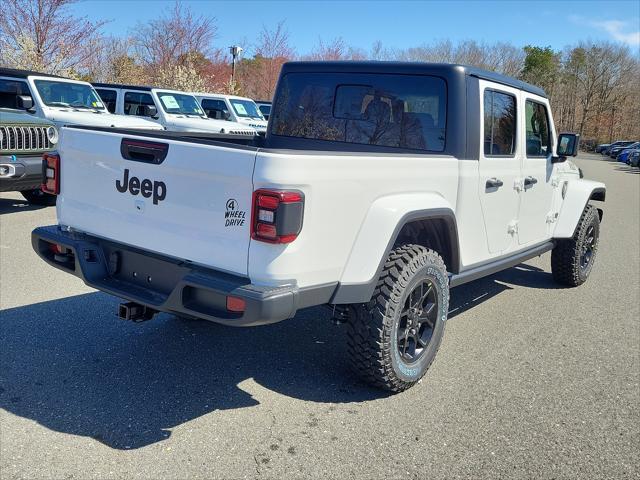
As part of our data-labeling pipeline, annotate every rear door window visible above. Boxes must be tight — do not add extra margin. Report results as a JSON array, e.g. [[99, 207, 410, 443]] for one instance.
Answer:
[[271, 73, 447, 152], [201, 98, 229, 119], [124, 91, 155, 116], [483, 89, 517, 156]]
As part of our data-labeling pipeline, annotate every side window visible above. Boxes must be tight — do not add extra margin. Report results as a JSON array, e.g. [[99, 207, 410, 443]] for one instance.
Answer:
[[124, 91, 155, 116], [0, 78, 32, 109], [483, 89, 516, 156], [525, 100, 551, 157], [201, 99, 229, 120], [95, 88, 117, 113]]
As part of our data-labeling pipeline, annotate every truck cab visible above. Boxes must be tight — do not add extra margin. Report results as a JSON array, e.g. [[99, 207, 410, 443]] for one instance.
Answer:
[[0, 68, 161, 131], [93, 84, 257, 137], [192, 93, 268, 133]]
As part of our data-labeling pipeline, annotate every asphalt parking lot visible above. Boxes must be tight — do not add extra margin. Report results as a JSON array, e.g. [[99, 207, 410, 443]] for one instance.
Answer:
[[1, 153, 638, 479]]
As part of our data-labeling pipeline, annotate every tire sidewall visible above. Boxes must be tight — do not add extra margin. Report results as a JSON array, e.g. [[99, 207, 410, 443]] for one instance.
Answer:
[[389, 258, 449, 383], [576, 209, 600, 282]]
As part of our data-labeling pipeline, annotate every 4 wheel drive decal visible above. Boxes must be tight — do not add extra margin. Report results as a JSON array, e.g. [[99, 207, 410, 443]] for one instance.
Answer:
[[225, 198, 246, 227], [116, 169, 166, 205]]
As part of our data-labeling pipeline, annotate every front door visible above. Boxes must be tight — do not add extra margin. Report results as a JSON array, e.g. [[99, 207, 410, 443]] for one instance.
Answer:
[[478, 81, 522, 255], [518, 97, 556, 245]]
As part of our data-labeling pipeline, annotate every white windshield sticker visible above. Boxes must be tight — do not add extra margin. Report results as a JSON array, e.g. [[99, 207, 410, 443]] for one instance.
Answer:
[[161, 95, 180, 109], [233, 102, 248, 115]]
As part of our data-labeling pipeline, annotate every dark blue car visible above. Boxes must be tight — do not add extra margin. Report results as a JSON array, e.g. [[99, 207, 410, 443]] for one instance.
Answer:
[[616, 142, 640, 162]]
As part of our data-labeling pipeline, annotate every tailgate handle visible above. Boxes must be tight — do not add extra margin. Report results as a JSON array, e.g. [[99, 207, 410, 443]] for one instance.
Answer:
[[121, 138, 168, 164]]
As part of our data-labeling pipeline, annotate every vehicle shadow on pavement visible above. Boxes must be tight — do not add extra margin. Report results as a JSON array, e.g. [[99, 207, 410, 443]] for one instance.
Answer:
[[0, 263, 558, 450], [614, 165, 640, 174], [0, 292, 382, 450], [448, 263, 561, 318], [0, 197, 49, 215]]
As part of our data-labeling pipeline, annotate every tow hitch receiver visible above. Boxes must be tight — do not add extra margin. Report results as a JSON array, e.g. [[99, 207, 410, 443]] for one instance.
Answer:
[[118, 301, 157, 322]]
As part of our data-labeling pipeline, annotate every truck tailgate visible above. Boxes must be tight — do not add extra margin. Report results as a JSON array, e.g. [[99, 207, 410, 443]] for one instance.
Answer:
[[57, 128, 256, 276]]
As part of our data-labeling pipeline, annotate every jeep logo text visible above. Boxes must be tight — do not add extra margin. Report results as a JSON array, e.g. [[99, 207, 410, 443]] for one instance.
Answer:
[[116, 169, 166, 205]]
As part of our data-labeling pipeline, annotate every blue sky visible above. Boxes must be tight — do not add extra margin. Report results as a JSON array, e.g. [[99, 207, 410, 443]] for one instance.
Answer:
[[71, 0, 640, 55]]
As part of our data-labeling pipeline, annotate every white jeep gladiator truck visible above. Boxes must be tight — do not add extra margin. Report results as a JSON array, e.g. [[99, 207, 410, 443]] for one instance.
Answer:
[[92, 83, 257, 137], [33, 62, 605, 392]]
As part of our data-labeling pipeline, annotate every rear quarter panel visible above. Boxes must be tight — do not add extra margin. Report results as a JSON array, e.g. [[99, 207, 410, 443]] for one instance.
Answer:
[[249, 151, 459, 288]]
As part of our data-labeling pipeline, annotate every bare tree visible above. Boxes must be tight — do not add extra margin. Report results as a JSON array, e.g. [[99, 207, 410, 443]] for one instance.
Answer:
[[132, 1, 217, 68], [307, 37, 348, 60], [0, 0, 107, 75], [237, 21, 295, 100]]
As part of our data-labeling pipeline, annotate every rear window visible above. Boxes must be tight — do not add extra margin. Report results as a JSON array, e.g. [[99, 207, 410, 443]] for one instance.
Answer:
[[271, 73, 446, 152]]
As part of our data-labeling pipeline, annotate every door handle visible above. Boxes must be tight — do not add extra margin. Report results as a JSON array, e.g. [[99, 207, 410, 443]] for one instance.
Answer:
[[485, 178, 504, 189], [524, 176, 538, 187]]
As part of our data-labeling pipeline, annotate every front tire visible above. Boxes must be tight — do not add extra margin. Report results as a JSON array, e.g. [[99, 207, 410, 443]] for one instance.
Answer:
[[551, 204, 600, 286], [21, 189, 56, 206], [347, 245, 449, 392]]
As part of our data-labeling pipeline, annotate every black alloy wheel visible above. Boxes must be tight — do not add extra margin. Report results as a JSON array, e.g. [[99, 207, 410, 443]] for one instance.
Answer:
[[397, 279, 439, 364]]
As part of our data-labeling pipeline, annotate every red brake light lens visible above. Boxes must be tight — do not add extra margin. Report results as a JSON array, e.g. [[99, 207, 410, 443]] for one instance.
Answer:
[[257, 194, 280, 209], [256, 222, 277, 239], [41, 152, 60, 195], [251, 189, 304, 244]]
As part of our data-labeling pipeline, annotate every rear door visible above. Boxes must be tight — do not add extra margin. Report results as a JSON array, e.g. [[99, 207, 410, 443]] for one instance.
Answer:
[[57, 128, 256, 275], [478, 80, 522, 255]]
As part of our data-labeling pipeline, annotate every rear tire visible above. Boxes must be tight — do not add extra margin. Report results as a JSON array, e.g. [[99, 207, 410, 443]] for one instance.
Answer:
[[21, 189, 56, 206], [347, 245, 449, 392], [551, 204, 600, 287]]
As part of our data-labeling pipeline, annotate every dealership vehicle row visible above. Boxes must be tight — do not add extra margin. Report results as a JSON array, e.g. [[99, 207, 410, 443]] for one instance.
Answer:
[[1, 67, 273, 202]]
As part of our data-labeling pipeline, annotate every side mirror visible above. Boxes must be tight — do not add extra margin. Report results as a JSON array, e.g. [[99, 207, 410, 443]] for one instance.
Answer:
[[147, 105, 158, 118], [554, 133, 580, 162], [16, 95, 34, 111], [223, 111, 231, 121]]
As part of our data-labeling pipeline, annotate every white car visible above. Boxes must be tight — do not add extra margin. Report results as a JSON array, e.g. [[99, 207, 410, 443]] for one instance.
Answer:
[[0, 68, 161, 130], [33, 62, 605, 392], [93, 84, 256, 137], [192, 92, 268, 133]]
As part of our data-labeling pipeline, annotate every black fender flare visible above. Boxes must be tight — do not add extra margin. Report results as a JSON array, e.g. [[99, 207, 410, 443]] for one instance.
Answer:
[[330, 208, 460, 304]]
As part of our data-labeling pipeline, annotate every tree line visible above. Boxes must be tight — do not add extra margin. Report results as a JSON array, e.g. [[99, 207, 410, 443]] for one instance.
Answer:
[[2, 0, 638, 143]]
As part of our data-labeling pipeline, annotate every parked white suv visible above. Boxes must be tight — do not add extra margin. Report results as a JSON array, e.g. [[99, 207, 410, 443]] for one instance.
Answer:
[[33, 62, 605, 392], [93, 84, 257, 137], [192, 93, 268, 133], [0, 68, 161, 130]]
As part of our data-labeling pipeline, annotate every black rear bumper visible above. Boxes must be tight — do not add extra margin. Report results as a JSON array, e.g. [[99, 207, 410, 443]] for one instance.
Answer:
[[32, 226, 335, 326], [0, 154, 44, 193]]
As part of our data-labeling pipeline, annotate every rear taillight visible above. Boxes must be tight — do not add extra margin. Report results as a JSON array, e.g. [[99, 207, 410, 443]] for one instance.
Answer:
[[251, 189, 304, 244], [41, 152, 60, 195]]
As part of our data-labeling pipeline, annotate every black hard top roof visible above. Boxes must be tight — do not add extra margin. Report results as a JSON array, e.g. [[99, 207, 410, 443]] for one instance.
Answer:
[[92, 82, 153, 91], [280, 61, 547, 98], [0, 67, 65, 80]]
